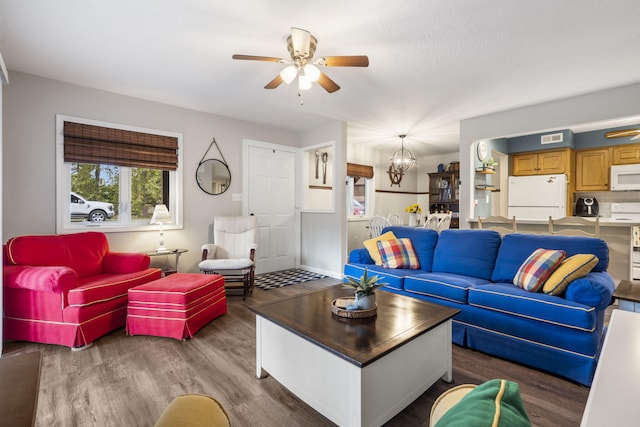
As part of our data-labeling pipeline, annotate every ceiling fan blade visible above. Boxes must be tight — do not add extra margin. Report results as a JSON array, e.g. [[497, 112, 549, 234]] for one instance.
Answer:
[[232, 54, 282, 62], [289, 27, 312, 58], [317, 72, 340, 93], [320, 55, 369, 67], [264, 75, 284, 89]]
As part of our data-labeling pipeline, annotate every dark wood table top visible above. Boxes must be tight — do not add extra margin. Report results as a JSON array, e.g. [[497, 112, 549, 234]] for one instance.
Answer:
[[613, 280, 640, 303], [249, 285, 459, 368]]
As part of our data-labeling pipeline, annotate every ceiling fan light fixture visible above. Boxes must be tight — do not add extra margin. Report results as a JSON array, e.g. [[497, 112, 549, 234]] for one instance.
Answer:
[[280, 65, 298, 84], [303, 64, 321, 82], [298, 74, 312, 91]]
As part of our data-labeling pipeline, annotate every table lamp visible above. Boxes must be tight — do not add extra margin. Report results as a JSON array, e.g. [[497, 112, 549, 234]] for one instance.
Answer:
[[150, 204, 172, 253]]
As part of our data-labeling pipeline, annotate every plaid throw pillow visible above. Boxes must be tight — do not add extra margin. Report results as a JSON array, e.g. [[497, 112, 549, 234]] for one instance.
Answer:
[[377, 238, 421, 269], [513, 248, 566, 292]]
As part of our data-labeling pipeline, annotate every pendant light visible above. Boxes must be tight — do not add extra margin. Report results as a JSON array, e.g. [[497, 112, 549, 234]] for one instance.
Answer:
[[388, 134, 416, 186]]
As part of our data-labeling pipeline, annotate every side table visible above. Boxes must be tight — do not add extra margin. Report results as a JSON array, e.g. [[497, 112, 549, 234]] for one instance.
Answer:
[[612, 280, 640, 312], [145, 249, 188, 276]]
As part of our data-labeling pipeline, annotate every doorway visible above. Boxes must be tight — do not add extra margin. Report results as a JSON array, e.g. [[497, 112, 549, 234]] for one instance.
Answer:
[[243, 140, 298, 274]]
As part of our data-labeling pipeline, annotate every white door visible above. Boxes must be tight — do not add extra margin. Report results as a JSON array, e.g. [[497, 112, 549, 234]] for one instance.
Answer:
[[246, 143, 297, 274]]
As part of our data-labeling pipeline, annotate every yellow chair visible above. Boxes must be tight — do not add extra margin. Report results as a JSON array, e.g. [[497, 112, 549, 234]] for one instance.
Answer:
[[155, 394, 230, 427]]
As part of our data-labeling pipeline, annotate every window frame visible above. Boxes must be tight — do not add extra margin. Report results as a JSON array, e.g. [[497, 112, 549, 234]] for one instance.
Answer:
[[346, 175, 372, 219], [55, 114, 184, 233]]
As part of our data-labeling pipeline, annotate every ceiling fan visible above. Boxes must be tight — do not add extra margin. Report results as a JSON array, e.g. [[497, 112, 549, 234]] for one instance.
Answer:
[[605, 129, 640, 140], [232, 27, 369, 94]]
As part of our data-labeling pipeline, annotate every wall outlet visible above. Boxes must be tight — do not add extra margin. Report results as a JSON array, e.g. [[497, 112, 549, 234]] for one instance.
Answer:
[[232, 193, 243, 202], [474, 199, 479, 207]]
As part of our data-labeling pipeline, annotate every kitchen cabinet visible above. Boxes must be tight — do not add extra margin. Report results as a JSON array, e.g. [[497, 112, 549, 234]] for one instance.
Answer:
[[576, 148, 610, 191], [511, 148, 571, 176], [428, 171, 459, 228], [612, 143, 640, 165]]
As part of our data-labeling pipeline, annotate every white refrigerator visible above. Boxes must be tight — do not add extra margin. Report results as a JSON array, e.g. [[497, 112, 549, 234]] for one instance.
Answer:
[[507, 174, 567, 220]]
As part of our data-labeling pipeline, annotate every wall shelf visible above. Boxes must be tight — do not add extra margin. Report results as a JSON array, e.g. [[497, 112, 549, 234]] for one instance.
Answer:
[[475, 185, 498, 191], [475, 167, 496, 174]]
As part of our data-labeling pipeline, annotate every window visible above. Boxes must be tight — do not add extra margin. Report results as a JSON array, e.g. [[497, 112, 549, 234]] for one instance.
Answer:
[[56, 115, 183, 233], [347, 163, 373, 218]]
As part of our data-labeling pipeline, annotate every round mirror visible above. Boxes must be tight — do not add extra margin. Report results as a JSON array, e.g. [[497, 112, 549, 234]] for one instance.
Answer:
[[196, 159, 231, 195]]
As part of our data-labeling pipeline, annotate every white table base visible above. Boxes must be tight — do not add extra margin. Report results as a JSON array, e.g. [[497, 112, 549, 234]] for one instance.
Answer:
[[256, 315, 452, 427]]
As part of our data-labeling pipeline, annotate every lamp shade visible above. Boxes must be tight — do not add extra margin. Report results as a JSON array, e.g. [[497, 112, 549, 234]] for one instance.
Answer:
[[150, 204, 172, 224]]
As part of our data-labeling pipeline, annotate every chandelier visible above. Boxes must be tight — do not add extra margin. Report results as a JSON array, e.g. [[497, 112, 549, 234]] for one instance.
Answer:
[[388, 134, 416, 187]]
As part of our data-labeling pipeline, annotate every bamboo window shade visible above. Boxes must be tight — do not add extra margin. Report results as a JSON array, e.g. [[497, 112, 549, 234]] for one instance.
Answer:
[[347, 163, 374, 179], [63, 121, 178, 170]]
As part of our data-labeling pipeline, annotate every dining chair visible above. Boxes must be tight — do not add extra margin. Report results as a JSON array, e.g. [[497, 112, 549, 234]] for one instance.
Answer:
[[548, 216, 600, 237], [478, 215, 517, 235], [387, 213, 404, 226], [424, 213, 451, 232], [368, 216, 391, 238]]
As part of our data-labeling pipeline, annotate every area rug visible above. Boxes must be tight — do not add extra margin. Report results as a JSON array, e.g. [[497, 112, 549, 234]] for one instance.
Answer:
[[255, 268, 327, 290]]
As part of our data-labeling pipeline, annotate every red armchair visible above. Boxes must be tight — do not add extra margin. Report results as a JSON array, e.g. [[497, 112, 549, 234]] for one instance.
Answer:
[[3, 232, 162, 349]]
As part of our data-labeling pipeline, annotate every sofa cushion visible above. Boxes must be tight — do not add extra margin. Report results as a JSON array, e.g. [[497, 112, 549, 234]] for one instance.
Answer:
[[491, 234, 609, 284], [382, 226, 439, 272], [377, 238, 420, 269], [68, 269, 162, 307], [6, 232, 109, 278], [343, 263, 415, 291], [468, 283, 597, 331], [363, 231, 397, 265], [431, 230, 502, 280], [543, 254, 598, 296], [513, 248, 565, 292], [434, 379, 531, 427], [349, 248, 373, 264], [565, 271, 615, 310], [404, 272, 491, 304]]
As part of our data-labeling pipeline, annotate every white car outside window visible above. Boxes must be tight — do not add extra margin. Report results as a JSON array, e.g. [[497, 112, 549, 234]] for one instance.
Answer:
[[70, 191, 115, 222]]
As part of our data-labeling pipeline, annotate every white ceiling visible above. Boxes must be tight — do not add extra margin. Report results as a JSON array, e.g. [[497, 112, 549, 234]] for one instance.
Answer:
[[1, 1, 639, 156]]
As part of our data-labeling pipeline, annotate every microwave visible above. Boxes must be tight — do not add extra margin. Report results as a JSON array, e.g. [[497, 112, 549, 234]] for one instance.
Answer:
[[611, 164, 640, 191]]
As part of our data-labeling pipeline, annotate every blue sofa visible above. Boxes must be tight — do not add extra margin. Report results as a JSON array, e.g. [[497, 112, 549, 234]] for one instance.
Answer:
[[343, 227, 615, 386]]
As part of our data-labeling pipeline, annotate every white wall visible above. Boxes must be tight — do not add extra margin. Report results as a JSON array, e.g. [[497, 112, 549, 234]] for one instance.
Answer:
[[0, 52, 8, 355], [299, 121, 347, 278], [459, 82, 640, 229], [3, 71, 301, 273]]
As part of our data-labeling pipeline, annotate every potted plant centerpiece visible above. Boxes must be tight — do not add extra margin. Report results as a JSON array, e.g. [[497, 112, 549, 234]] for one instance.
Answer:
[[343, 268, 387, 310]]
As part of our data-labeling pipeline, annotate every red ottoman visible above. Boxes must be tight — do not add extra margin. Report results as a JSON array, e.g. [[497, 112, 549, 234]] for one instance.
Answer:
[[126, 273, 226, 340]]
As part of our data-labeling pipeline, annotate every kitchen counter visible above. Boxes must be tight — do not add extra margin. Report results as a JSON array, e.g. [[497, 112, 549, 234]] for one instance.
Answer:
[[467, 217, 636, 283], [468, 217, 640, 226]]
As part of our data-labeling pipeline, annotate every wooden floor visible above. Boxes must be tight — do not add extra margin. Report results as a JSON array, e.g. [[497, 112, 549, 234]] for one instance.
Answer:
[[3, 278, 592, 426]]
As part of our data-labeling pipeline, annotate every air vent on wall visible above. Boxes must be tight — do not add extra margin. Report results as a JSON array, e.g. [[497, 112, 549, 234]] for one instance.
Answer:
[[541, 133, 563, 144]]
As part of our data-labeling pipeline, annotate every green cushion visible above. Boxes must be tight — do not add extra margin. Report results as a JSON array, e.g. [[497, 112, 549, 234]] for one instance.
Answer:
[[434, 379, 531, 427]]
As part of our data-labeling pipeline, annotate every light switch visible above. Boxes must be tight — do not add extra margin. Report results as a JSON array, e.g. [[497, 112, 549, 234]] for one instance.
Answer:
[[232, 193, 243, 202]]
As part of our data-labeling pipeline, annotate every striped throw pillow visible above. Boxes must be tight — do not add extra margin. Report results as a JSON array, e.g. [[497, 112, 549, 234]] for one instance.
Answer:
[[543, 254, 599, 296], [377, 238, 421, 269], [513, 248, 566, 292]]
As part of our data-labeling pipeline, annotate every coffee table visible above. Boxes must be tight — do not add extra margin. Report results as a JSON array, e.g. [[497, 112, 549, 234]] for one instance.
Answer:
[[249, 285, 459, 426]]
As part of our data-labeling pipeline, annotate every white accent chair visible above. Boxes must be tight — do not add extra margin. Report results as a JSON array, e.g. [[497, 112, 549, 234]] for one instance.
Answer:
[[368, 216, 391, 238], [199, 216, 257, 299]]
